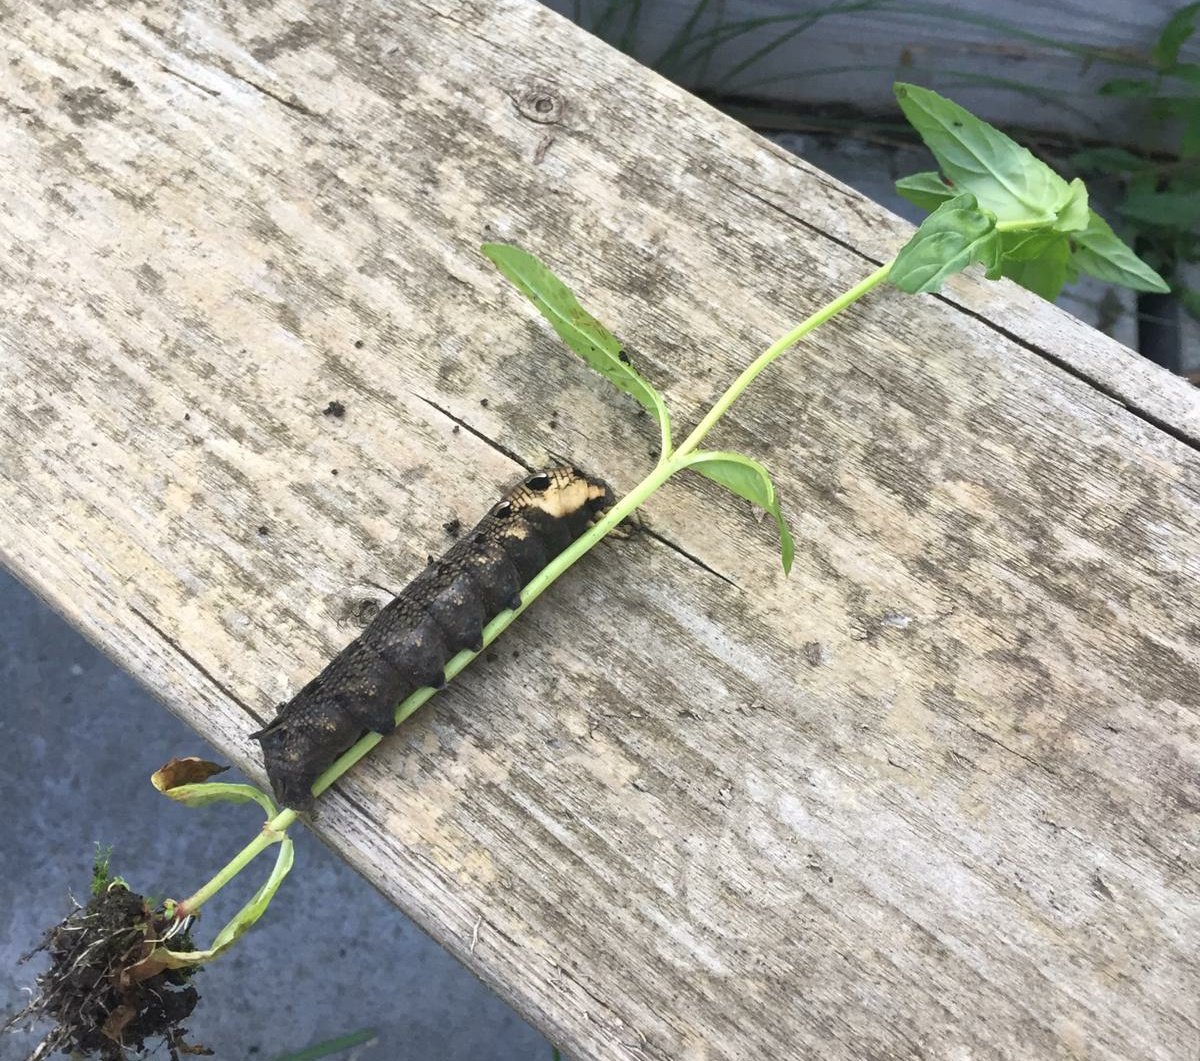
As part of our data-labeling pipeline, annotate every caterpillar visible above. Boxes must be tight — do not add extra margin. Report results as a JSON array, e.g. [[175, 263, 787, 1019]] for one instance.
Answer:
[[251, 465, 614, 810]]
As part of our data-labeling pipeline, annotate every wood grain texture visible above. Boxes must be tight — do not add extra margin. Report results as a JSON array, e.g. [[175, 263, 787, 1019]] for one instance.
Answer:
[[1, 3, 1198, 1059]]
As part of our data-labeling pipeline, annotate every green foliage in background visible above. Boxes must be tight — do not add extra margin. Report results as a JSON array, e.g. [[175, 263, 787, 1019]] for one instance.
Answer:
[[1073, 3, 1200, 316]]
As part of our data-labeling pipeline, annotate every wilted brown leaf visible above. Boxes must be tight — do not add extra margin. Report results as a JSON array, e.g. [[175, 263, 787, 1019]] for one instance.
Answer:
[[121, 941, 169, 986], [100, 1003, 136, 1041], [151, 757, 228, 792]]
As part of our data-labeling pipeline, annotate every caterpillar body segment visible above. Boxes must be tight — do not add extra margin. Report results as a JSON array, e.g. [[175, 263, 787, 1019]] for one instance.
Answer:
[[251, 465, 613, 810]]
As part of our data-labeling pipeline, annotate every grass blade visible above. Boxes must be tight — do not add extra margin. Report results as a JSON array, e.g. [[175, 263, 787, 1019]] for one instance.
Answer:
[[272, 1028, 378, 1061]]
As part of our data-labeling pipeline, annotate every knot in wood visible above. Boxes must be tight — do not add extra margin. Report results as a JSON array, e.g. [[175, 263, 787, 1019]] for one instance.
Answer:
[[343, 596, 382, 627], [511, 80, 566, 125]]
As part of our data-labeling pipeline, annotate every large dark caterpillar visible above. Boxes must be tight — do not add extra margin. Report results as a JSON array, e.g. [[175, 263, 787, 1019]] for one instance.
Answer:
[[251, 465, 614, 810]]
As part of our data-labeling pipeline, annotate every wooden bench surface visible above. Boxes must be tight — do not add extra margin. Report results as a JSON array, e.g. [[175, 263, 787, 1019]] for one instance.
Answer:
[[2, 3, 1198, 1058]]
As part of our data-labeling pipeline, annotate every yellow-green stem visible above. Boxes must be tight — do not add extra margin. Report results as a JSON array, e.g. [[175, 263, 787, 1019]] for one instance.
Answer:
[[178, 257, 896, 919], [179, 460, 674, 917], [673, 262, 892, 459]]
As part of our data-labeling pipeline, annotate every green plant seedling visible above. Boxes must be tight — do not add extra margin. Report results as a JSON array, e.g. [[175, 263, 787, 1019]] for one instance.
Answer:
[[168, 82, 1164, 942]]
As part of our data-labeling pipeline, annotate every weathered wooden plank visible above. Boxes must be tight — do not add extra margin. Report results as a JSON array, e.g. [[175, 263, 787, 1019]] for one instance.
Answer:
[[1, 3, 1197, 1060]]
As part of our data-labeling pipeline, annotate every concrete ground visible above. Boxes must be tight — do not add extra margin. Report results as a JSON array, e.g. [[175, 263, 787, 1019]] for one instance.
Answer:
[[0, 566, 551, 1060]]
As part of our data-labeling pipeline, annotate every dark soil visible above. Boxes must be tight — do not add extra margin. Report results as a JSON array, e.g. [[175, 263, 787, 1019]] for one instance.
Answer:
[[8, 884, 205, 1060], [322, 400, 346, 419]]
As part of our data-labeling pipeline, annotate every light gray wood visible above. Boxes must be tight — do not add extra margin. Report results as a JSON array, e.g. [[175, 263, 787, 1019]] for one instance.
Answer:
[[550, 0, 1196, 151], [1, 3, 1198, 1059]]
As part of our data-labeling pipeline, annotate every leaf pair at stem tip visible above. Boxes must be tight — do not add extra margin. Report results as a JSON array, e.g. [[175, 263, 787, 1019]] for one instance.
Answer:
[[481, 83, 1170, 579], [890, 83, 1169, 298], [481, 242, 796, 574]]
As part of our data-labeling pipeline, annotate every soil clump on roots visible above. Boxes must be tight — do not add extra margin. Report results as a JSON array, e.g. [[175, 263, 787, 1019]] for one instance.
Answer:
[[7, 882, 205, 1059]]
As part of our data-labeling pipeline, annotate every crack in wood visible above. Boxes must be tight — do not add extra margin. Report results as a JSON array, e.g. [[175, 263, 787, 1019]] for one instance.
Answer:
[[640, 526, 739, 589], [364, 578, 399, 598], [130, 605, 267, 727], [414, 392, 535, 471], [158, 65, 221, 97], [718, 171, 879, 264], [415, 397, 738, 587], [963, 721, 1058, 778], [718, 172, 1200, 455], [937, 294, 1200, 454], [221, 65, 321, 119]]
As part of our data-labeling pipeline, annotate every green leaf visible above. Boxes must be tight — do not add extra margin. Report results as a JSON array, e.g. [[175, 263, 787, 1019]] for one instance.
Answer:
[[154, 835, 295, 968], [1150, 95, 1200, 120], [1119, 191, 1200, 228], [1071, 210, 1171, 293], [1152, 2, 1200, 69], [159, 781, 279, 819], [1183, 115, 1200, 158], [1098, 78, 1158, 97], [1167, 61, 1200, 85], [894, 82, 1069, 223], [210, 836, 294, 951], [894, 171, 957, 211], [1001, 228, 1063, 262], [1001, 239, 1070, 301], [889, 192, 1001, 293], [1180, 287, 1200, 321], [1069, 147, 1150, 174], [481, 243, 671, 453], [682, 451, 794, 574], [1052, 178, 1089, 233]]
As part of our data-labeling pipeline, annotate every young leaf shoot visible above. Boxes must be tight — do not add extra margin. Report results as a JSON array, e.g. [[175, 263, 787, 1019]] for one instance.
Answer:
[[892, 83, 1170, 297]]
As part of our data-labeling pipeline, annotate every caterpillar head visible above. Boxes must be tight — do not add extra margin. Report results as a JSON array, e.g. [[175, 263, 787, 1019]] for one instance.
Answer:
[[496, 466, 613, 523]]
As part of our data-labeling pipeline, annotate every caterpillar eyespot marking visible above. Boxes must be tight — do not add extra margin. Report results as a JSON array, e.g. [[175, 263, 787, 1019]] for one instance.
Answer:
[[250, 464, 613, 810]]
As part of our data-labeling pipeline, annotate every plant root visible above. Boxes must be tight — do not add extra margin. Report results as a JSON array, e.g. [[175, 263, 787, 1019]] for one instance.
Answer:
[[6, 883, 207, 1060]]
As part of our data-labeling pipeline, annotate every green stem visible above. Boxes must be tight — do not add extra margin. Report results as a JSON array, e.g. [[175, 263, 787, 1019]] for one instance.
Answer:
[[994, 217, 1055, 232], [178, 825, 284, 917], [180, 461, 673, 917], [673, 262, 892, 458], [178, 257, 896, 919]]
